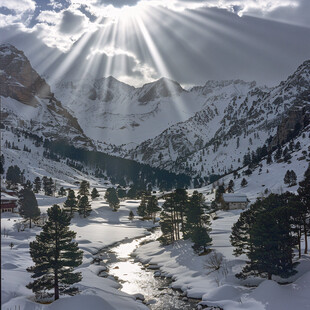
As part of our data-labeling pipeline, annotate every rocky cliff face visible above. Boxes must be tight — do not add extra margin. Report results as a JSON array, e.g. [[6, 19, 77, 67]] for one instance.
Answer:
[[126, 61, 310, 178], [0, 44, 92, 147]]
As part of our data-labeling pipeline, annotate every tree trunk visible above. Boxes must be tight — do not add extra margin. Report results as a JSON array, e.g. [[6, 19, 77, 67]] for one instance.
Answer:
[[303, 219, 308, 254], [29, 218, 32, 229], [180, 210, 184, 234], [268, 273, 272, 280], [298, 228, 301, 258], [54, 269, 59, 300]]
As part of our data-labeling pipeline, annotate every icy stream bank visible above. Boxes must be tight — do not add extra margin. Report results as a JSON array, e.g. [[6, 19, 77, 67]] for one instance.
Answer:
[[96, 229, 198, 309]]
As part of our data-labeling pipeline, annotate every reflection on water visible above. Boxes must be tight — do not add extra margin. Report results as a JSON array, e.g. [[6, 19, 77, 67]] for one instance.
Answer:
[[99, 231, 197, 310]]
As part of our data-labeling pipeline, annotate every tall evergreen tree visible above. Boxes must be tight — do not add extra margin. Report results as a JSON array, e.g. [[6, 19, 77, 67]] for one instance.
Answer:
[[42, 176, 53, 196], [27, 205, 83, 300], [23, 179, 33, 190], [232, 194, 298, 280], [91, 188, 100, 200], [174, 188, 188, 235], [184, 191, 212, 252], [147, 195, 160, 223], [19, 188, 40, 228], [0, 154, 4, 174], [241, 178, 248, 187], [105, 187, 120, 211], [78, 180, 90, 196], [159, 194, 177, 244], [248, 206, 297, 280], [284, 170, 297, 187], [297, 164, 310, 254], [137, 194, 148, 217], [227, 180, 234, 193], [58, 187, 66, 196], [215, 184, 225, 202], [33, 177, 41, 193], [63, 189, 78, 216], [6, 165, 22, 186], [78, 195, 92, 218]]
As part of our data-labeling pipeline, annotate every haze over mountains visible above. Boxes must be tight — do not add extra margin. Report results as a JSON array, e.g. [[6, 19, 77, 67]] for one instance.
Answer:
[[1, 43, 310, 184]]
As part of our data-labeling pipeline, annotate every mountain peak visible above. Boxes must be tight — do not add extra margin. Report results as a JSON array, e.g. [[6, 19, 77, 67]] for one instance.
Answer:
[[278, 59, 310, 92], [137, 77, 185, 103]]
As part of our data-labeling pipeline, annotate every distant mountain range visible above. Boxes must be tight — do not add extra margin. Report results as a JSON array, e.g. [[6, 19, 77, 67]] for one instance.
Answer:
[[1, 43, 309, 184]]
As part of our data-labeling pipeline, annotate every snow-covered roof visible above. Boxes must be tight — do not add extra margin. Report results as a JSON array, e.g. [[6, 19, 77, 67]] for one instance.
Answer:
[[223, 193, 248, 203], [1, 192, 18, 201]]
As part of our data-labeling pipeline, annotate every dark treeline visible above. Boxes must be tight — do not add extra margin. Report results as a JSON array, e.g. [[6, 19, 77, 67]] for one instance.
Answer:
[[44, 139, 191, 190]]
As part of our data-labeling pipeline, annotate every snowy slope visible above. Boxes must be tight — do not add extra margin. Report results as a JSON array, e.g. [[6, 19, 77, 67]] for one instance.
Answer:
[[127, 60, 310, 178], [0, 44, 92, 147], [52, 75, 256, 148]]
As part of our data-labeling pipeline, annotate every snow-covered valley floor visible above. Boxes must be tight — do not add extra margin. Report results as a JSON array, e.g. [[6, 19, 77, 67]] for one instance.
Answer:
[[2, 190, 310, 310], [1, 190, 153, 310]]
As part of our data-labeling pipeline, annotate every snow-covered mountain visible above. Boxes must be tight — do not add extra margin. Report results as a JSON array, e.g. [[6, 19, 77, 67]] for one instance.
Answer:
[[52, 74, 256, 148], [0, 44, 92, 147], [126, 61, 310, 178], [1, 44, 309, 188]]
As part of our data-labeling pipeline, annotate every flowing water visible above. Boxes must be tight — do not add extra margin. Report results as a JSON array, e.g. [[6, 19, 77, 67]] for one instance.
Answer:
[[98, 230, 198, 310]]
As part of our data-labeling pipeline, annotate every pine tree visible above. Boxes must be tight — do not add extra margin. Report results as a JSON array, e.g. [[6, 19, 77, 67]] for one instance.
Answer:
[[137, 194, 148, 217], [147, 195, 160, 223], [58, 187, 66, 196], [230, 209, 256, 258], [215, 184, 225, 202], [241, 178, 248, 187], [227, 180, 234, 193], [174, 188, 188, 235], [42, 176, 53, 196], [23, 179, 33, 190], [27, 205, 83, 300], [266, 153, 272, 165], [128, 210, 134, 220], [290, 170, 297, 186], [0, 154, 4, 174], [78, 180, 90, 196], [184, 191, 212, 252], [284, 170, 297, 187], [78, 195, 92, 218], [63, 189, 78, 216], [19, 188, 40, 228], [248, 207, 297, 280], [91, 188, 100, 200], [297, 164, 310, 254], [105, 187, 120, 211], [33, 177, 41, 193], [232, 194, 298, 280], [6, 165, 22, 186], [159, 194, 176, 244]]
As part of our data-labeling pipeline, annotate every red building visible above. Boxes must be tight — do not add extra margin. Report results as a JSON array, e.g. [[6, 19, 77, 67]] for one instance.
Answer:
[[1, 192, 18, 213]]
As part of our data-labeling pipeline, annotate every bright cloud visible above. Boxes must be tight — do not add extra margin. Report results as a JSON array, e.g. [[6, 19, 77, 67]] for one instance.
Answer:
[[87, 47, 158, 86], [0, 0, 36, 13]]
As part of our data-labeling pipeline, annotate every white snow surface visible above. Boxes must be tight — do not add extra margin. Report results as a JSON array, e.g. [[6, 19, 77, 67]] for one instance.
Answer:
[[1, 192, 153, 310], [134, 209, 310, 310]]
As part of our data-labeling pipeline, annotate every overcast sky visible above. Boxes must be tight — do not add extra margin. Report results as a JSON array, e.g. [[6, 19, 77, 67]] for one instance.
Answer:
[[0, 0, 309, 87]]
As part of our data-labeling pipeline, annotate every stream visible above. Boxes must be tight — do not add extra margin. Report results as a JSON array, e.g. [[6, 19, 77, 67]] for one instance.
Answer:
[[97, 229, 198, 310]]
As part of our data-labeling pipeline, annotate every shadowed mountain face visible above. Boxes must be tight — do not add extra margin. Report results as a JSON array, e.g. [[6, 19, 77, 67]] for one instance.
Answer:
[[0, 44, 92, 147]]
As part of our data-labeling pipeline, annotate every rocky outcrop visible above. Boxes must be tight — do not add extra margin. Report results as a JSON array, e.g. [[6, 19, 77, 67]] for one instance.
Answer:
[[0, 44, 92, 147], [270, 90, 310, 148]]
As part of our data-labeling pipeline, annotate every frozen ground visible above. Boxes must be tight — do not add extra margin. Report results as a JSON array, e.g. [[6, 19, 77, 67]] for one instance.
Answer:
[[2, 188, 310, 310], [134, 210, 310, 310], [1, 190, 153, 310]]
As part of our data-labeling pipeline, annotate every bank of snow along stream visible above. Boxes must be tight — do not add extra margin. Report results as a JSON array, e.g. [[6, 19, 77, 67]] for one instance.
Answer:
[[94, 228, 199, 309]]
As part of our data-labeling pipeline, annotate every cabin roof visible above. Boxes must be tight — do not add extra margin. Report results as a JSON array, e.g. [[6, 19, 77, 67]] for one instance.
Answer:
[[223, 193, 248, 203], [1, 192, 18, 201]]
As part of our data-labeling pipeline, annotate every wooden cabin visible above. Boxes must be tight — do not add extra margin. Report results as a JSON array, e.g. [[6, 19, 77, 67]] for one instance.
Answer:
[[221, 193, 248, 210], [1, 192, 18, 213]]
